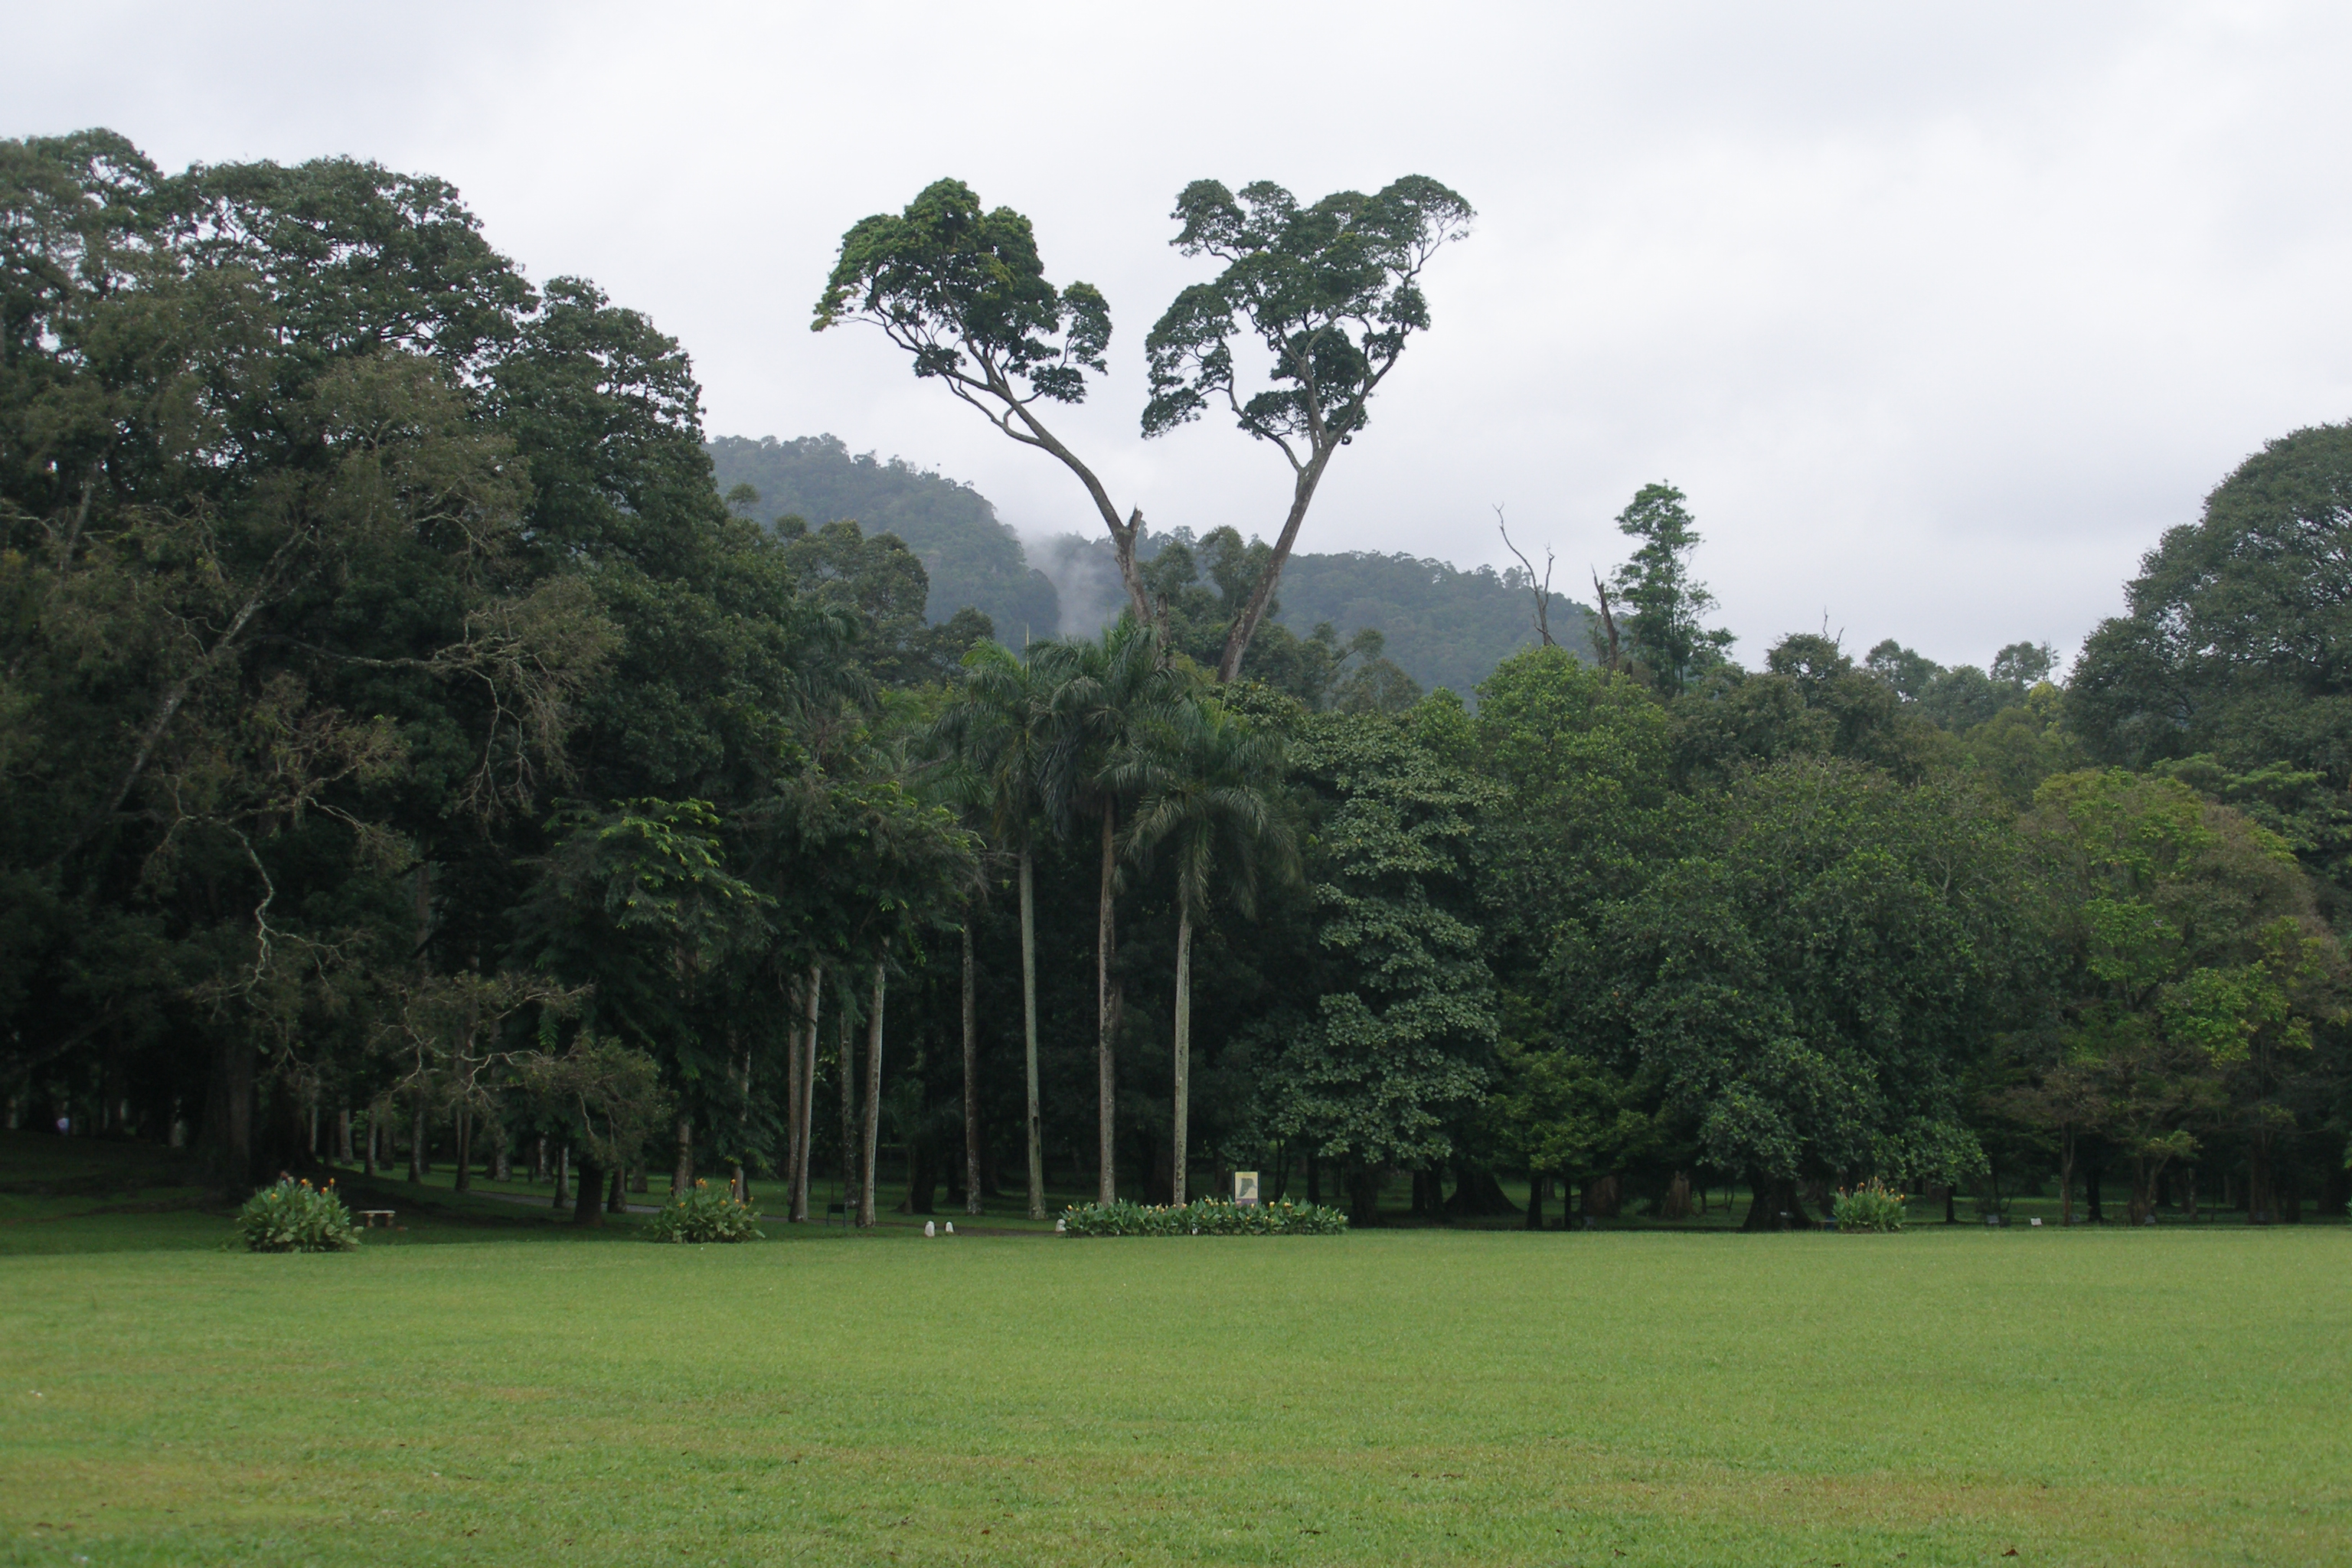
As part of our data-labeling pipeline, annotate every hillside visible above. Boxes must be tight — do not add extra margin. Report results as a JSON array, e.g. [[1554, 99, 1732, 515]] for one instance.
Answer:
[[1273, 550, 1594, 697], [709, 435, 1595, 695], [708, 435, 1061, 639]]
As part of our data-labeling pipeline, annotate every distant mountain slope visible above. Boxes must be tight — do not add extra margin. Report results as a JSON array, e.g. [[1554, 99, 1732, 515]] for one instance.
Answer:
[[708, 435, 1060, 638], [1272, 551, 1594, 697], [712, 434, 1593, 697]]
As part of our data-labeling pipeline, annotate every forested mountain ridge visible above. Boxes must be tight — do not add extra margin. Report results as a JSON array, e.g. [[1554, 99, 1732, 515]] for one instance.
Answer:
[[709, 434, 1060, 640], [712, 434, 1593, 694]]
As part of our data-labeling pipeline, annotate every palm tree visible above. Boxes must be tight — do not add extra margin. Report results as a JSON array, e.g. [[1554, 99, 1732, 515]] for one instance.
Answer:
[[1119, 698, 1295, 1204], [1038, 616, 1185, 1204], [933, 641, 1060, 1219]]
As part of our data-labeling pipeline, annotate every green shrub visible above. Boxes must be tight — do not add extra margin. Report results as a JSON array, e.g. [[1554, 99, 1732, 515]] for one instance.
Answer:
[[1058, 1197, 1348, 1237], [1833, 1180, 1908, 1233], [235, 1176, 359, 1253], [646, 1178, 763, 1243]]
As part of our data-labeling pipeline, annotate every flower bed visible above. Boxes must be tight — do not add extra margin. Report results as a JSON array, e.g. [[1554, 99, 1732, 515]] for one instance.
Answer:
[[1058, 1197, 1348, 1236], [646, 1179, 764, 1243], [1832, 1179, 1908, 1233], [235, 1176, 359, 1253]]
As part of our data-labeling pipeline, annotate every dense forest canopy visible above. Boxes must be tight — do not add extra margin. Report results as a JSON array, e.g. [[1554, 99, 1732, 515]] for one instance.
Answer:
[[6, 129, 2348, 1236]]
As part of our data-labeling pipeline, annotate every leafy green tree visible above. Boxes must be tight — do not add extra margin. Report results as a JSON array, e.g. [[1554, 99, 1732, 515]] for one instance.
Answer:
[[812, 181, 1146, 619], [516, 1035, 673, 1225], [1142, 177, 1474, 679], [1117, 697, 1296, 1203], [1259, 702, 1498, 1223], [2072, 424, 2352, 910], [1563, 759, 2022, 1227], [1605, 483, 1733, 696], [2019, 769, 2344, 1222]]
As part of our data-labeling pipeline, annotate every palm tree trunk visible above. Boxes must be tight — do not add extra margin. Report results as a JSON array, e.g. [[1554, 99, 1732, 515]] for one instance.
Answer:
[[859, 962, 886, 1228], [838, 994, 858, 1220], [962, 920, 983, 1217], [1172, 902, 1192, 1207], [672, 1112, 693, 1195], [1021, 843, 1044, 1220], [792, 962, 821, 1221], [1096, 799, 1119, 1205], [783, 1001, 802, 1200]]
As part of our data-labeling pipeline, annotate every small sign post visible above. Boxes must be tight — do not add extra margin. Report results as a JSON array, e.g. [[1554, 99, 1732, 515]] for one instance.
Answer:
[[1233, 1171, 1259, 1207]]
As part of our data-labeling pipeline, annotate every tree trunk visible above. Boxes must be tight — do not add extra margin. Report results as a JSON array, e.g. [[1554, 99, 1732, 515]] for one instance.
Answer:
[[1442, 1165, 1520, 1218], [364, 1109, 379, 1178], [859, 962, 885, 1228], [1305, 1152, 1321, 1206], [1740, 1174, 1812, 1232], [573, 1159, 601, 1225], [1021, 844, 1044, 1220], [784, 1008, 803, 1205], [962, 920, 983, 1218], [491, 1125, 510, 1184], [902, 1137, 936, 1215], [336, 1108, 354, 1166], [553, 1145, 570, 1208], [792, 962, 821, 1222], [1096, 800, 1119, 1205], [2086, 1153, 2104, 1223], [532, 1136, 547, 1185], [1347, 1165, 1381, 1227], [452, 1104, 472, 1192], [673, 1112, 694, 1195], [408, 1089, 428, 1183], [1524, 1172, 1546, 1230], [838, 995, 858, 1221], [2058, 1127, 2077, 1226], [606, 1163, 625, 1215], [1171, 903, 1192, 1207], [199, 1037, 255, 1189]]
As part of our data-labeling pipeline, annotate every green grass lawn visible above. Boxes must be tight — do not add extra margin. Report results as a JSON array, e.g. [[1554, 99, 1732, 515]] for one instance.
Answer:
[[3, 1139, 2347, 1566]]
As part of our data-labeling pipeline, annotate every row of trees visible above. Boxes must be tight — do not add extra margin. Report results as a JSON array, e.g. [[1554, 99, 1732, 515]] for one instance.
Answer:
[[5, 134, 2347, 1230]]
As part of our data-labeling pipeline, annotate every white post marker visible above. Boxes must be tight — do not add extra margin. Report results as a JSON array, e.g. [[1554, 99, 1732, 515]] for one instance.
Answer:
[[943, 1221, 953, 1234], [923, 1220, 936, 1237], [1233, 1171, 1259, 1207]]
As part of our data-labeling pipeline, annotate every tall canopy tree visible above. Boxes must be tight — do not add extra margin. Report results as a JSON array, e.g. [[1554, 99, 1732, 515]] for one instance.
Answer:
[[1142, 176, 1473, 679], [1605, 482, 1734, 697], [815, 173, 1470, 677]]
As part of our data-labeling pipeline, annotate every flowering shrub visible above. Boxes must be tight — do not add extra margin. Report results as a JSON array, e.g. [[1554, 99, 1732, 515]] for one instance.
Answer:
[[1833, 1180, 1908, 1233], [235, 1176, 359, 1253], [646, 1178, 763, 1243], [1058, 1197, 1348, 1237]]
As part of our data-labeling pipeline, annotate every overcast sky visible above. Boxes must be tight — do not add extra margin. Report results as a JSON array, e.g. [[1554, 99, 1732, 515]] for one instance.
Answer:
[[13, 2, 2352, 668]]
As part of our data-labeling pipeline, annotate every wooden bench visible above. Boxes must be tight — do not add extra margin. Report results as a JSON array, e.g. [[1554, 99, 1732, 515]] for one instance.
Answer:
[[357, 1209, 397, 1230]]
